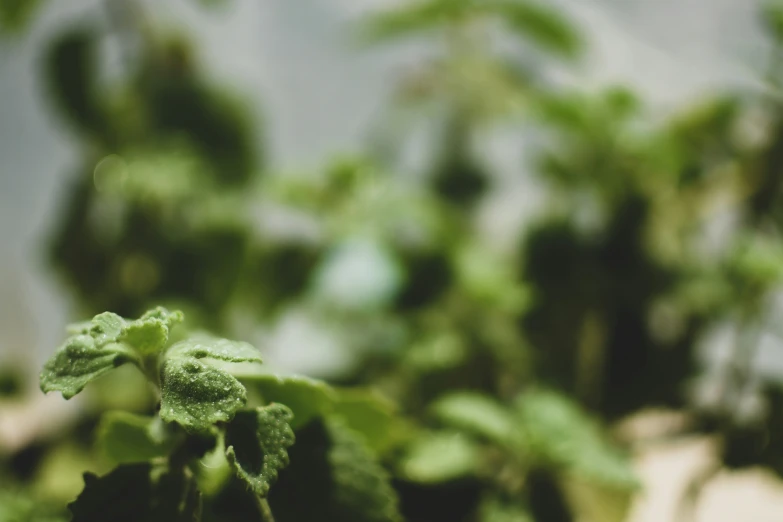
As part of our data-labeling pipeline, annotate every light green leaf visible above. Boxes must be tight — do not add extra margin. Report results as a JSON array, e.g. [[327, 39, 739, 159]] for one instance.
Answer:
[[515, 389, 638, 488], [90, 312, 124, 343], [68, 463, 201, 522], [97, 411, 180, 465], [40, 335, 138, 399], [119, 307, 184, 355], [268, 419, 402, 522], [430, 392, 517, 446], [160, 357, 247, 432], [225, 404, 295, 497], [66, 307, 183, 355], [332, 389, 404, 454], [240, 371, 335, 430], [166, 334, 262, 364], [398, 431, 480, 483], [360, 0, 473, 42]]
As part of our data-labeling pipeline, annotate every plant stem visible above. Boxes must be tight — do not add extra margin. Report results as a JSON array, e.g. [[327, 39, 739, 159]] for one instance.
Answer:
[[256, 497, 275, 522]]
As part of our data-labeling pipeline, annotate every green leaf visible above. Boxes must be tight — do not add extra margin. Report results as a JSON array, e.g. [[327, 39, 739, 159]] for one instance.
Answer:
[[332, 389, 404, 454], [398, 431, 480, 483], [66, 307, 183, 354], [515, 389, 638, 488], [478, 495, 534, 522], [166, 334, 262, 364], [360, 0, 473, 42], [160, 357, 247, 432], [240, 371, 335, 430], [492, 0, 582, 59], [224, 404, 295, 497], [97, 411, 181, 465], [0, 0, 46, 34], [43, 27, 106, 136], [119, 307, 184, 355], [68, 463, 201, 522], [430, 392, 517, 446], [40, 334, 138, 399], [268, 419, 402, 522]]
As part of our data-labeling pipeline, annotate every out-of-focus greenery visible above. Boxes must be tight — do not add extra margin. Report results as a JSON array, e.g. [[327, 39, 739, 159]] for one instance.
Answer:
[[5, 0, 783, 521]]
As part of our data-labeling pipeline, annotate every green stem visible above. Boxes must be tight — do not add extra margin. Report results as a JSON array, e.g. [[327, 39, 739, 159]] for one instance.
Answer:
[[256, 497, 275, 522]]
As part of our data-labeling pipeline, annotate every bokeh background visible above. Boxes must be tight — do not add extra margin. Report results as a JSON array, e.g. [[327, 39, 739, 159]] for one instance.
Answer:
[[4, 1, 783, 521]]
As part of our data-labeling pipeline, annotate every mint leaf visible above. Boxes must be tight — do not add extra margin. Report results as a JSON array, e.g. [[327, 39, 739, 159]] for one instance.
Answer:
[[240, 371, 335, 430], [225, 404, 295, 497], [332, 390, 403, 454], [119, 307, 184, 355], [515, 389, 638, 488], [97, 411, 181, 465], [268, 419, 402, 522], [66, 307, 182, 355], [160, 357, 247, 432], [398, 431, 480, 484], [40, 335, 138, 399], [68, 463, 200, 522], [167, 334, 262, 364], [430, 392, 517, 446]]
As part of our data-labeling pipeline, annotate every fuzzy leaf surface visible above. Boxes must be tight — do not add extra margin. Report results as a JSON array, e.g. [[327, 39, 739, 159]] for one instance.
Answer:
[[160, 357, 246, 432], [40, 334, 137, 399], [166, 334, 262, 364], [225, 404, 295, 497]]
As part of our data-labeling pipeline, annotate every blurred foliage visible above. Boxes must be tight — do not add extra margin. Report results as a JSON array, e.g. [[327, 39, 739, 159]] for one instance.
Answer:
[[5, 0, 783, 521]]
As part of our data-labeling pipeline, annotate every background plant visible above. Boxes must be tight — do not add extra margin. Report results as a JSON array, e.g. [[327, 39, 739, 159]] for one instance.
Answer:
[[4, 0, 783, 521]]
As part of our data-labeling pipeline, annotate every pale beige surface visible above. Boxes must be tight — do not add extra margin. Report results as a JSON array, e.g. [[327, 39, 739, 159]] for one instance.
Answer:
[[628, 435, 783, 522]]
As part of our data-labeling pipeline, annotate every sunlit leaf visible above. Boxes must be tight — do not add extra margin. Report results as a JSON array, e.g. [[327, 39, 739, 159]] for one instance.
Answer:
[[160, 357, 247, 432], [398, 431, 481, 483], [40, 334, 138, 400], [430, 392, 517, 446], [332, 389, 405, 454], [166, 334, 262, 364], [515, 389, 638, 488]]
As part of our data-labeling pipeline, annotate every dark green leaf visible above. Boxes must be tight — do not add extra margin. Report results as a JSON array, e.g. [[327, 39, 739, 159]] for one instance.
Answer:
[[268, 419, 402, 522], [68, 463, 201, 522], [40, 334, 138, 399], [167, 334, 262, 364], [160, 357, 247, 432], [224, 404, 295, 497], [97, 411, 181, 465], [43, 27, 107, 136]]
